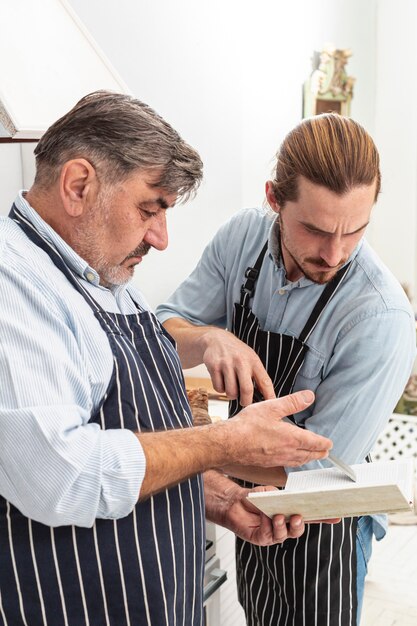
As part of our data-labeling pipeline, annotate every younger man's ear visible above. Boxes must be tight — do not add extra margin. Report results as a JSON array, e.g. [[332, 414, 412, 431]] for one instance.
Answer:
[[265, 180, 280, 214], [60, 159, 98, 217]]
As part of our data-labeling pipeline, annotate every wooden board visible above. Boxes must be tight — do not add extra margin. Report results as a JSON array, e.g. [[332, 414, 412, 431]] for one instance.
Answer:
[[248, 483, 413, 522]]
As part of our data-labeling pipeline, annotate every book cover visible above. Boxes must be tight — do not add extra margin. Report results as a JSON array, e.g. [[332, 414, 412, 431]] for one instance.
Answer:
[[247, 459, 415, 521]]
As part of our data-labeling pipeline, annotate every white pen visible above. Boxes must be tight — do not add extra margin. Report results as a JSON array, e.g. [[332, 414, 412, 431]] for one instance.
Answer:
[[328, 453, 357, 482], [281, 415, 357, 482]]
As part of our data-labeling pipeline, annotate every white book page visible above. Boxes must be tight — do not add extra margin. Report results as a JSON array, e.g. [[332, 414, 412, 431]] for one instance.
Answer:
[[286, 459, 414, 501]]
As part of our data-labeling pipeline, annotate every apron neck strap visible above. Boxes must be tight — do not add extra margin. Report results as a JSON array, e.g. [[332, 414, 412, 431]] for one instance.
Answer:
[[240, 241, 269, 306]]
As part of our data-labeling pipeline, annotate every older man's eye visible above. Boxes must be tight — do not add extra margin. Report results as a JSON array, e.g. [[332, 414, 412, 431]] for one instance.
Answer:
[[140, 209, 157, 220]]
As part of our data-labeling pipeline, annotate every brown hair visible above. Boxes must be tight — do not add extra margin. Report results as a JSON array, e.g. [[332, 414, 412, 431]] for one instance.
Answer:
[[33, 90, 203, 202], [270, 113, 381, 207]]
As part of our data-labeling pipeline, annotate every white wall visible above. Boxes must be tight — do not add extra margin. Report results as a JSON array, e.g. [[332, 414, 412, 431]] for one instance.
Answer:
[[0, 144, 24, 209], [372, 0, 417, 303], [1, 1, 415, 309]]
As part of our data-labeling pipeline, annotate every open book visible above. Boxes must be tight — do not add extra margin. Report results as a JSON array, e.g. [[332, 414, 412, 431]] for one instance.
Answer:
[[247, 459, 415, 521]]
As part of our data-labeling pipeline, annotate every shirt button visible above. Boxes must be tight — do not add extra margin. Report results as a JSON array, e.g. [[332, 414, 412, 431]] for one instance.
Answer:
[[86, 272, 95, 283], [278, 288, 285, 295]]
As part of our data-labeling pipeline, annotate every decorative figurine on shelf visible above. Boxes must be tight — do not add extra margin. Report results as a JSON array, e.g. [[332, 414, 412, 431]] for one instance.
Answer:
[[303, 44, 355, 117]]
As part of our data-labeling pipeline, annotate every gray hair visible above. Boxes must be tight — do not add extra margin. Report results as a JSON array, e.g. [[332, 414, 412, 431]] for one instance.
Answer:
[[33, 90, 203, 202]]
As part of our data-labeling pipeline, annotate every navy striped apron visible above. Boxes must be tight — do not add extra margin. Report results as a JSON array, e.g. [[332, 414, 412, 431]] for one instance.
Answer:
[[230, 242, 358, 626], [0, 206, 205, 626]]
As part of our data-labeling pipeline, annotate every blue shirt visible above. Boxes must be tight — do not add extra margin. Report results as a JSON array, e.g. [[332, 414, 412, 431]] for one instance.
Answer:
[[0, 193, 147, 527], [157, 207, 416, 535]]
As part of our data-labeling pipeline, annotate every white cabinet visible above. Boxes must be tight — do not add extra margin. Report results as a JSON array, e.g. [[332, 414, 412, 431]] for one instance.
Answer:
[[214, 523, 246, 626], [208, 399, 246, 624]]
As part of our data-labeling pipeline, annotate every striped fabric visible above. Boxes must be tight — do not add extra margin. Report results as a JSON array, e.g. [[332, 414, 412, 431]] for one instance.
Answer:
[[235, 515, 357, 626], [230, 243, 358, 626], [0, 206, 205, 625]]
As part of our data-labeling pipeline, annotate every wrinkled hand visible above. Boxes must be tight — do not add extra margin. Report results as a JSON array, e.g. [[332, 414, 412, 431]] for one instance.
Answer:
[[225, 390, 333, 468], [201, 328, 275, 406], [218, 483, 305, 546], [204, 471, 341, 546]]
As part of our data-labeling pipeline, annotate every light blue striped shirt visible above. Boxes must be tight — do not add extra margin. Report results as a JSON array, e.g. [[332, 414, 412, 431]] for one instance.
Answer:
[[0, 192, 148, 527]]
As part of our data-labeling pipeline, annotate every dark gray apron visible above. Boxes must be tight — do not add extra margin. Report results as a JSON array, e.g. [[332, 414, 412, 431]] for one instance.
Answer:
[[230, 242, 358, 626], [0, 205, 205, 626]]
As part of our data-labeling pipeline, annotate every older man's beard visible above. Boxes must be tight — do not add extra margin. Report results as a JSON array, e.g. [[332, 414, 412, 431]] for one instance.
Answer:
[[91, 240, 151, 289], [73, 189, 151, 289]]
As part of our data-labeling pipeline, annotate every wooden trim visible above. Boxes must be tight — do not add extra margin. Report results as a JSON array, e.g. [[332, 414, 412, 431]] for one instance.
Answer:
[[0, 138, 38, 143]]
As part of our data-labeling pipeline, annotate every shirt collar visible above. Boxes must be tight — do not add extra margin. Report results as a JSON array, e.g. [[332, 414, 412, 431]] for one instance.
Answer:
[[15, 191, 102, 287]]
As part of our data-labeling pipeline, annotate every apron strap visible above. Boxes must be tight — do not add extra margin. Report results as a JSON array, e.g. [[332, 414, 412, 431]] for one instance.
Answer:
[[240, 241, 269, 306], [298, 261, 351, 343]]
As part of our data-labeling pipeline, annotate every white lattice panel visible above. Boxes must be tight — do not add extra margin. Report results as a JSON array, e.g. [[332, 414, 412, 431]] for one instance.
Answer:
[[372, 413, 417, 475]]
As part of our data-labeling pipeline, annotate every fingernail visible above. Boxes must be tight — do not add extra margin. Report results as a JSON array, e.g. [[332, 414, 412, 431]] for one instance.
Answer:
[[300, 390, 314, 403]]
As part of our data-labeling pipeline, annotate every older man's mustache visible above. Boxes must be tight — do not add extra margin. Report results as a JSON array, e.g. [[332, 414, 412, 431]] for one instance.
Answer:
[[126, 242, 151, 260]]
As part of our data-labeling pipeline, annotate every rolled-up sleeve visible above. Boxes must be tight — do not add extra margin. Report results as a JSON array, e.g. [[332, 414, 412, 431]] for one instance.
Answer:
[[0, 261, 145, 527]]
